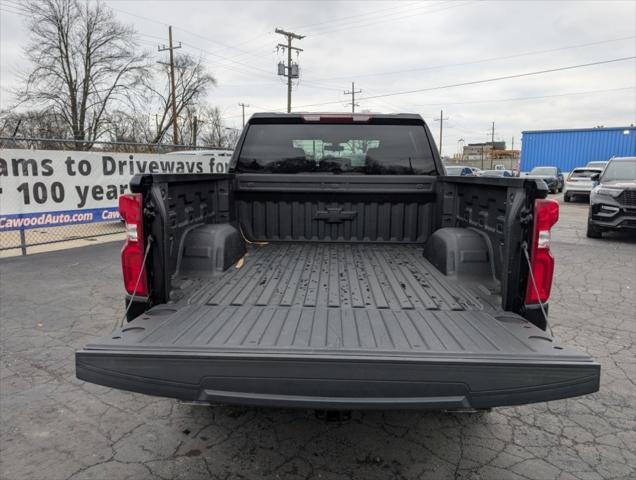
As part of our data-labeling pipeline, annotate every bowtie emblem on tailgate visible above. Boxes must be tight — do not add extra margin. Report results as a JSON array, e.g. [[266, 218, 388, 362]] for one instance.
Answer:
[[313, 207, 358, 223]]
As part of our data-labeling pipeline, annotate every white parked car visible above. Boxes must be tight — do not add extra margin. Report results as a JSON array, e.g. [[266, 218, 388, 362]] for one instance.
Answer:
[[563, 167, 603, 202]]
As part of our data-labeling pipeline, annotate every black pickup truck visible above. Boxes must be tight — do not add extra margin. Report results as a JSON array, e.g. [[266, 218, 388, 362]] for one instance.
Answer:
[[76, 113, 599, 410]]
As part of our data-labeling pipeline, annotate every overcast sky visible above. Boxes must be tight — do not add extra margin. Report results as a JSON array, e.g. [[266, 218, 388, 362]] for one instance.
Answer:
[[1, 0, 635, 154]]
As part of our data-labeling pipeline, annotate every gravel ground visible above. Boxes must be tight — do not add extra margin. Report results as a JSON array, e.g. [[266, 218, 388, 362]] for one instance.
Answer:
[[1, 195, 634, 480]]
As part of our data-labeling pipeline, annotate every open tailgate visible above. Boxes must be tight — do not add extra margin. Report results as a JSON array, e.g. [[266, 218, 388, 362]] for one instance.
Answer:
[[77, 304, 599, 410]]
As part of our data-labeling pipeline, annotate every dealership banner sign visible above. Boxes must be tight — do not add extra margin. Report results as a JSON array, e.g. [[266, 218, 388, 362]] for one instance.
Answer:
[[0, 149, 230, 231]]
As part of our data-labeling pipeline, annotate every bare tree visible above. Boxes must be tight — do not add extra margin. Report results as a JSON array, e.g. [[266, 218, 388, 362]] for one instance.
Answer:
[[102, 110, 153, 145], [143, 54, 216, 144], [16, 0, 149, 147], [0, 109, 70, 148], [177, 106, 199, 147], [199, 106, 224, 147], [224, 127, 241, 149], [199, 106, 239, 148]]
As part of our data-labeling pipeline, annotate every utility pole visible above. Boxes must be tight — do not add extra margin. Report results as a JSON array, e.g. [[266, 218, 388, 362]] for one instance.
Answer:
[[434, 110, 449, 156], [158, 26, 182, 144], [344, 82, 361, 112], [275, 28, 304, 113], [238, 102, 249, 128], [491, 122, 498, 168]]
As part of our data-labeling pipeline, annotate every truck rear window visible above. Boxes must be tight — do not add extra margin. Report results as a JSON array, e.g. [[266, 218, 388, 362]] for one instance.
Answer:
[[236, 123, 437, 174]]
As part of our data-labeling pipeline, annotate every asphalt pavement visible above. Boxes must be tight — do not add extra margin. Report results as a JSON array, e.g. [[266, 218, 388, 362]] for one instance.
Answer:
[[1, 196, 634, 480]]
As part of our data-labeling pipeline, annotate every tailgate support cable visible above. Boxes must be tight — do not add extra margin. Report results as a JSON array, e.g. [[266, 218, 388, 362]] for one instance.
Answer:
[[521, 241, 553, 336], [116, 235, 154, 331]]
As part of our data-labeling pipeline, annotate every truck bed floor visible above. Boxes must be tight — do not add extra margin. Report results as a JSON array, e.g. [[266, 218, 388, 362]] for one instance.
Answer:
[[94, 244, 584, 360], [191, 243, 482, 311]]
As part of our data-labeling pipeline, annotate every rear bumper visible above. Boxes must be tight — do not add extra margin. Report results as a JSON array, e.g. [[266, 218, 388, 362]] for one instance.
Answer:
[[564, 186, 593, 195], [76, 350, 600, 410]]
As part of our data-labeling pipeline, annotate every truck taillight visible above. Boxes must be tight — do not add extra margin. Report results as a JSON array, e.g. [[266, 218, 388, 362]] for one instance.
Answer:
[[119, 193, 148, 296], [301, 113, 371, 123], [525, 199, 559, 304]]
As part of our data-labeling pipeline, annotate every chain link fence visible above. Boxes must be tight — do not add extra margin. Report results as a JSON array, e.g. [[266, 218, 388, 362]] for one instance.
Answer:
[[1, 221, 125, 256], [0, 137, 231, 255]]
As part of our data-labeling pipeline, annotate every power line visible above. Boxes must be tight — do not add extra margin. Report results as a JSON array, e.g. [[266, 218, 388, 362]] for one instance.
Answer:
[[298, 80, 344, 92], [109, 5, 273, 69], [296, 1, 436, 35], [357, 87, 406, 113], [286, 56, 635, 110], [409, 86, 636, 107], [0, 0, 25, 10], [291, 1, 423, 32], [145, 36, 279, 85], [309, 35, 636, 83], [176, 39, 273, 75], [171, 27, 269, 65], [0, 7, 24, 17], [132, 23, 280, 82], [355, 57, 636, 102], [444, 122, 487, 137], [0, 1, 26, 17], [305, 1, 473, 37]]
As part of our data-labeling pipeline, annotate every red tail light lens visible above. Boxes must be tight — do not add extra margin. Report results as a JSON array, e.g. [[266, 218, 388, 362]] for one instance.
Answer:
[[525, 199, 559, 304], [119, 193, 148, 296]]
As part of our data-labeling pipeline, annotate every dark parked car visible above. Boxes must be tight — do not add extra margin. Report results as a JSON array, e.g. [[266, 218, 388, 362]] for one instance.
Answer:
[[587, 156, 636, 238], [527, 166, 564, 194]]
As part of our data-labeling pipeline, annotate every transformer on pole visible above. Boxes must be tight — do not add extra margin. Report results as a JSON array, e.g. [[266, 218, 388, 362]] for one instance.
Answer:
[[275, 28, 305, 113]]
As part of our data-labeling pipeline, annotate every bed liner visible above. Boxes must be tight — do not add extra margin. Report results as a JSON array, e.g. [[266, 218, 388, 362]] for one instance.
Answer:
[[77, 243, 599, 409]]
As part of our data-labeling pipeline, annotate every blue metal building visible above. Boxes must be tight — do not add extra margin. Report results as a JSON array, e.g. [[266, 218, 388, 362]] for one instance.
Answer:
[[521, 126, 636, 172]]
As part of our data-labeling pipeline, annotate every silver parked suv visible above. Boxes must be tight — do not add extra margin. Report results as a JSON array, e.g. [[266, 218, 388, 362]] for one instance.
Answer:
[[587, 157, 636, 238], [564, 167, 603, 202]]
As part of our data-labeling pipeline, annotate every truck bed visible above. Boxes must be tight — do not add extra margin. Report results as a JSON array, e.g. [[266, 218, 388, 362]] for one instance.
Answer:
[[77, 243, 599, 409]]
